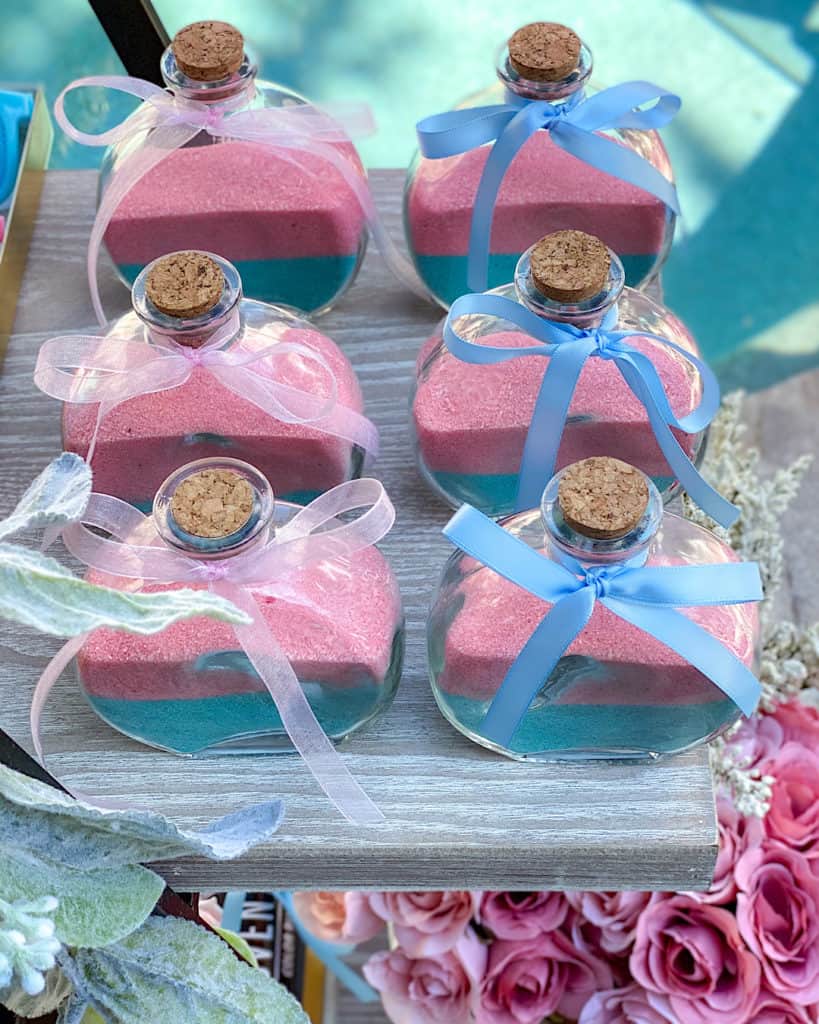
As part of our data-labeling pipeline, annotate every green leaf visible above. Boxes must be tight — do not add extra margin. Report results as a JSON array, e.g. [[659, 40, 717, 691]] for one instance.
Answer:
[[213, 928, 258, 969], [0, 454, 91, 542], [0, 544, 250, 637], [0, 843, 163, 948], [1, 966, 72, 1016], [0, 764, 284, 870], [64, 917, 310, 1024]]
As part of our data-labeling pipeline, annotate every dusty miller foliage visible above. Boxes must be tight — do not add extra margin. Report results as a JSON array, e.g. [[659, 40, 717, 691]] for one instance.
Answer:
[[682, 392, 816, 817]]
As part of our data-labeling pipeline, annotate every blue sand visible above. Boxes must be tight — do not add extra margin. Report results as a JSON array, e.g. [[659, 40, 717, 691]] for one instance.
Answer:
[[117, 253, 359, 314], [413, 252, 657, 306]]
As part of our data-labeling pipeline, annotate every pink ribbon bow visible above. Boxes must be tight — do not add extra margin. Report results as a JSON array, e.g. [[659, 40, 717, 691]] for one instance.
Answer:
[[33, 308, 379, 464], [32, 477, 397, 825], [55, 76, 431, 323]]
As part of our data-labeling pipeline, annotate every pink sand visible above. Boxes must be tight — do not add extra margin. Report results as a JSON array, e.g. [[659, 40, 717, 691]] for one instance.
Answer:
[[63, 326, 365, 503], [413, 330, 700, 476], [437, 553, 756, 702], [407, 132, 668, 255], [79, 546, 401, 699], [104, 141, 366, 264]]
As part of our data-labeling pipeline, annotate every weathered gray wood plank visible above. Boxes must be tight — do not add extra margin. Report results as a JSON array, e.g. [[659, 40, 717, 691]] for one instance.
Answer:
[[0, 169, 722, 892]]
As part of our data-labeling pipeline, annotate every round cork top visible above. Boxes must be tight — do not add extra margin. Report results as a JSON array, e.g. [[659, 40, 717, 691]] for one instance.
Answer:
[[558, 457, 649, 539], [530, 230, 611, 302], [172, 21, 244, 81], [508, 22, 581, 82], [170, 469, 254, 539], [145, 252, 224, 319]]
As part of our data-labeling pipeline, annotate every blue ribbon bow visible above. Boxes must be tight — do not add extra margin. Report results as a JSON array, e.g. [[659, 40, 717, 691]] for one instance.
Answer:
[[444, 504, 762, 747], [444, 291, 738, 527], [416, 82, 681, 292]]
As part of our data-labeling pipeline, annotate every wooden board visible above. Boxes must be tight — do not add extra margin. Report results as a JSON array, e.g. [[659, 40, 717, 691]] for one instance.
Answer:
[[0, 169, 725, 892]]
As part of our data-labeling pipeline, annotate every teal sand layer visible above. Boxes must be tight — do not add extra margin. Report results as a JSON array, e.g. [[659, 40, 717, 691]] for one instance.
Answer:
[[414, 252, 657, 306], [117, 253, 359, 314]]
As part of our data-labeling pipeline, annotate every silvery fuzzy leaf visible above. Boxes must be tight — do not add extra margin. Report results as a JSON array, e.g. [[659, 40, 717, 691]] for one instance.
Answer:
[[56, 993, 91, 1023], [0, 764, 284, 869], [64, 916, 309, 1024], [1, 966, 72, 1015], [0, 454, 91, 542], [0, 544, 250, 637], [0, 844, 163, 949]]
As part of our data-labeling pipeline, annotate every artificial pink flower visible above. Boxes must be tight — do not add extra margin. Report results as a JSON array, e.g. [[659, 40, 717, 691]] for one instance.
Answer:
[[363, 929, 486, 1024], [198, 896, 223, 929], [369, 892, 480, 956], [478, 929, 613, 1024], [578, 983, 677, 1023], [686, 796, 763, 906], [728, 712, 784, 769], [630, 893, 760, 1023], [479, 891, 568, 940], [760, 742, 819, 860], [773, 699, 819, 748], [291, 891, 383, 944], [735, 841, 819, 1006], [750, 985, 818, 1024], [566, 891, 651, 953]]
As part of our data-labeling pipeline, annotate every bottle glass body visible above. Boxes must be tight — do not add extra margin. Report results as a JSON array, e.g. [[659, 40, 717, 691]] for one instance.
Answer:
[[404, 43, 675, 308], [428, 480, 756, 761], [98, 49, 367, 315]]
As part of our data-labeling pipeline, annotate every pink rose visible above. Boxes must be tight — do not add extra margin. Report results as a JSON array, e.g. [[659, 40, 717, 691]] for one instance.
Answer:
[[578, 984, 677, 1024], [566, 891, 651, 953], [630, 894, 760, 1023], [291, 891, 383, 944], [364, 930, 486, 1024], [479, 891, 568, 939], [774, 699, 819, 747], [686, 797, 763, 905], [761, 742, 819, 860], [751, 985, 818, 1024], [478, 929, 613, 1023], [736, 841, 819, 1005], [728, 713, 783, 769], [198, 896, 223, 929], [369, 892, 479, 956]]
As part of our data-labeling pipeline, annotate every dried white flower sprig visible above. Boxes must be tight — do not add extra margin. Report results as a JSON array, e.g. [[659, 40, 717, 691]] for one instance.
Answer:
[[683, 392, 816, 816], [0, 896, 61, 996]]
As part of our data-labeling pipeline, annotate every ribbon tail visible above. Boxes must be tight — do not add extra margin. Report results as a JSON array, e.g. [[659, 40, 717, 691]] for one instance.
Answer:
[[214, 581, 384, 826], [552, 121, 680, 214], [515, 337, 594, 512], [31, 634, 89, 765], [275, 891, 379, 1003], [604, 597, 761, 716], [481, 586, 595, 746]]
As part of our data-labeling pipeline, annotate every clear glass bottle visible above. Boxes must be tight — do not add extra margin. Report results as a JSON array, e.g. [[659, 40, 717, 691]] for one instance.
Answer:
[[98, 21, 367, 315], [77, 459, 404, 755], [59, 250, 372, 511], [405, 22, 675, 307], [411, 230, 704, 518], [428, 459, 758, 761]]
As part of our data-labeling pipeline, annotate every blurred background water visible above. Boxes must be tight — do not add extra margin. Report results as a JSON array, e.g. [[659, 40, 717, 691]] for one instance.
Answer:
[[2, 0, 818, 390]]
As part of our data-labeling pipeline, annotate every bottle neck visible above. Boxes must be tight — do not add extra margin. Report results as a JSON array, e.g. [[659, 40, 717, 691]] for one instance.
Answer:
[[160, 45, 258, 107], [540, 468, 663, 568], [514, 244, 625, 330], [496, 40, 593, 102]]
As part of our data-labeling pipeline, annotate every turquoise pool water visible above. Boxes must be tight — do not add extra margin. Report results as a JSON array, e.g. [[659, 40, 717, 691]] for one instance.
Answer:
[[2, 0, 818, 388]]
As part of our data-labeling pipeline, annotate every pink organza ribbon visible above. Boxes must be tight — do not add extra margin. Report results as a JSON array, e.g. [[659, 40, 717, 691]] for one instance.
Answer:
[[33, 308, 379, 464], [32, 478, 397, 825], [54, 76, 432, 324]]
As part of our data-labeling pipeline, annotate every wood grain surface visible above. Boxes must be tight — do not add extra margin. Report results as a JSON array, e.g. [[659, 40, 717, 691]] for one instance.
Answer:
[[6, 167, 801, 894]]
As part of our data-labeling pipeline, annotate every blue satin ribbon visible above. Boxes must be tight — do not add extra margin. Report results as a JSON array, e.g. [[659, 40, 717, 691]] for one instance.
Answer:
[[275, 892, 379, 1004], [444, 292, 738, 527], [444, 504, 762, 746], [417, 82, 681, 292]]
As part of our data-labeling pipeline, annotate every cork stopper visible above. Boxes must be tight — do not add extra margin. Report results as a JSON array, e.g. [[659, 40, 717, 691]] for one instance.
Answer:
[[170, 468, 254, 539], [530, 230, 611, 303], [558, 457, 649, 539], [145, 252, 224, 319], [508, 22, 581, 82], [172, 21, 244, 82]]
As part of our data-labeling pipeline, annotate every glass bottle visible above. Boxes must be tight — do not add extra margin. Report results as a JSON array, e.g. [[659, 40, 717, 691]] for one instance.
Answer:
[[405, 21, 675, 307], [98, 21, 367, 315], [428, 458, 758, 761], [411, 230, 704, 518], [58, 250, 373, 511], [77, 459, 404, 755]]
